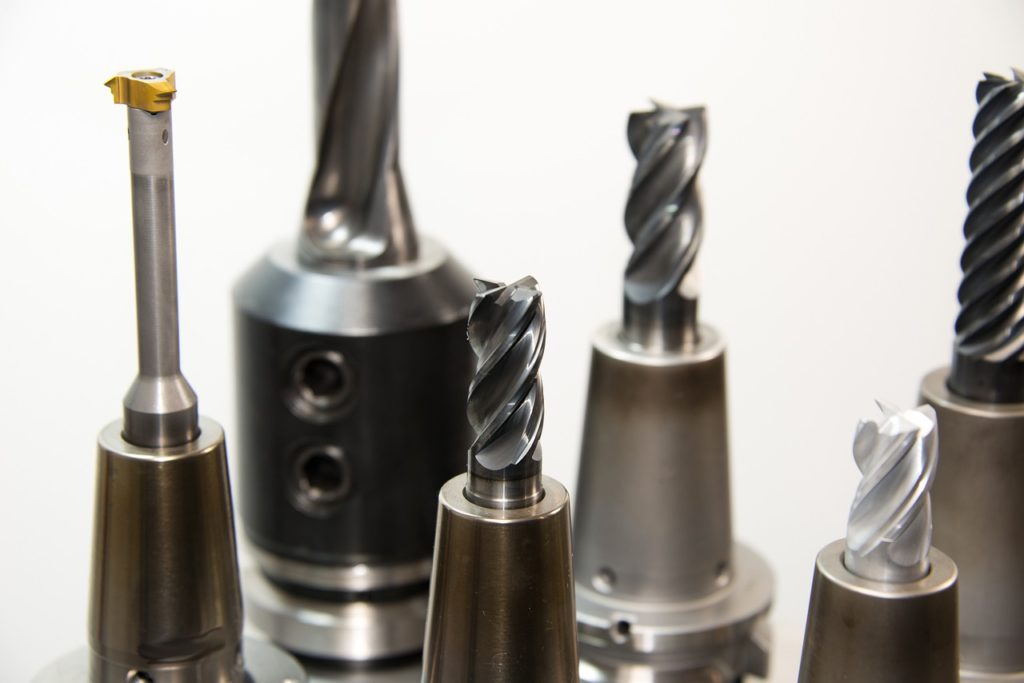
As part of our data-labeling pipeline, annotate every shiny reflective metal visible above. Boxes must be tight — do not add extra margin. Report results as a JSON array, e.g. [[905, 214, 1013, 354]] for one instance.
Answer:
[[235, 0, 474, 665], [797, 540, 958, 683], [921, 369, 1024, 682], [574, 104, 771, 682], [34, 69, 303, 683], [845, 403, 938, 583], [422, 475, 579, 683]]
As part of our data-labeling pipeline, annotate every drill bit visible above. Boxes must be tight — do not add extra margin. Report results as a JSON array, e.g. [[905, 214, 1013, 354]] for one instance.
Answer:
[[464, 277, 546, 509], [623, 103, 706, 352], [949, 69, 1024, 403], [301, 0, 416, 266], [845, 402, 938, 583], [106, 69, 199, 448]]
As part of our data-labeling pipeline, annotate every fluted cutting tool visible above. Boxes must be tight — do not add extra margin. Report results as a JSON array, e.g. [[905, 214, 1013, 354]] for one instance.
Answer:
[[235, 0, 475, 670], [919, 68, 1024, 683], [33, 69, 305, 683], [572, 103, 772, 682], [422, 277, 579, 683], [798, 403, 958, 683]]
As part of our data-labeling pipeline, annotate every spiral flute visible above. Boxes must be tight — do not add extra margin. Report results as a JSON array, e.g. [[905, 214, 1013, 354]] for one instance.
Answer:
[[465, 277, 546, 509], [950, 69, 1024, 402], [301, 0, 417, 265], [623, 103, 706, 351], [845, 402, 938, 583]]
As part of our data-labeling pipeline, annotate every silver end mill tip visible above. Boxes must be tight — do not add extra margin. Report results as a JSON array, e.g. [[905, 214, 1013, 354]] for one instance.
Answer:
[[845, 401, 938, 583], [301, 0, 417, 266], [623, 103, 706, 352], [949, 69, 1024, 403], [105, 68, 199, 448], [464, 276, 546, 509]]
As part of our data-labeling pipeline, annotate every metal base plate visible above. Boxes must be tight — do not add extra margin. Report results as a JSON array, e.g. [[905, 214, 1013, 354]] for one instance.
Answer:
[[32, 637, 307, 682], [244, 567, 427, 663], [303, 658, 422, 683]]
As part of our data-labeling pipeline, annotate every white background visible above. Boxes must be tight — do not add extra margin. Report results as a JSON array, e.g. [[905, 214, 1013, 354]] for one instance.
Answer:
[[1, 1, 1021, 680]]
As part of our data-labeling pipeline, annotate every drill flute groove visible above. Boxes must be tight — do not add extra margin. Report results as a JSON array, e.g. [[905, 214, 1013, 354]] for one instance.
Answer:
[[623, 103, 706, 351]]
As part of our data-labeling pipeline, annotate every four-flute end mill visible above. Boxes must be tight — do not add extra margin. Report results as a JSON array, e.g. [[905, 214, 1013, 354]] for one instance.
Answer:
[[798, 403, 958, 683], [235, 0, 475, 668], [573, 104, 773, 682], [919, 68, 1024, 683], [33, 69, 305, 683], [421, 277, 580, 683]]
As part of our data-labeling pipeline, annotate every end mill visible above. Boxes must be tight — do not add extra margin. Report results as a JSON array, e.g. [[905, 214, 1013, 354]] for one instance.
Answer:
[[920, 68, 1024, 682], [33, 69, 305, 683], [572, 103, 773, 682], [235, 0, 475, 669], [798, 403, 958, 683], [421, 277, 580, 683]]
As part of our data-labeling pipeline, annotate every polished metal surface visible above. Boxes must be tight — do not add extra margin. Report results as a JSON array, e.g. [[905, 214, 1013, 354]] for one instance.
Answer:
[[32, 638, 306, 683], [253, 548, 432, 593], [574, 325, 771, 682], [245, 567, 428, 662], [950, 69, 1024, 403], [845, 403, 938, 583], [302, 0, 416, 266], [422, 475, 579, 683], [116, 74, 198, 448], [921, 367, 1024, 681], [303, 658, 421, 683], [465, 277, 545, 509], [623, 104, 705, 352], [797, 540, 958, 683]]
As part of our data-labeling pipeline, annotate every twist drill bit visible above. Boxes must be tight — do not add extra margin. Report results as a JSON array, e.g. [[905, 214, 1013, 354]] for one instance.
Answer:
[[465, 277, 545, 508], [799, 403, 957, 683], [623, 104, 706, 351], [950, 69, 1024, 403], [423, 275, 578, 682], [301, 0, 416, 265], [234, 0, 475, 666], [845, 403, 938, 583]]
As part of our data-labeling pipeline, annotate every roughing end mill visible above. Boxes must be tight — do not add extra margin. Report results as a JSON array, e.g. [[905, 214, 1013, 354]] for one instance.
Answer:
[[798, 403, 958, 683], [33, 70, 305, 683], [573, 104, 773, 682], [421, 277, 579, 683], [235, 0, 475, 668], [919, 68, 1024, 682]]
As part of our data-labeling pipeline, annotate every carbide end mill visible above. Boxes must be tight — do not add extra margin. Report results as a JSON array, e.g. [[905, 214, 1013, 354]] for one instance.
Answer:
[[573, 104, 772, 682], [464, 277, 545, 508], [798, 403, 958, 683], [950, 70, 1024, 403], [33, 69, 305, 683], [624, 103, 705, 351], [422, 277, 579, 683], [920, 68, 1024, 682], [235, 0, 475, 666]]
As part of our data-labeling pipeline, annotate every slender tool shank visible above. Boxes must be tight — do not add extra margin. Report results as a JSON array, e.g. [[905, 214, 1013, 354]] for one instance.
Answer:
[[465, 277, 546, 508], [623, 104, 706, 351], [302, 0, 416, 265], [950, 70, 1024, 402]]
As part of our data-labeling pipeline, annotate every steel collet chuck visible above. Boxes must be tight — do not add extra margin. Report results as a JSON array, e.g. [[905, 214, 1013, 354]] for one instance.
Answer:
[[572, 104, 773, 682], [798, 403, 958, 683], [234, 0, 475, 668], [33, 69, 305, 683]]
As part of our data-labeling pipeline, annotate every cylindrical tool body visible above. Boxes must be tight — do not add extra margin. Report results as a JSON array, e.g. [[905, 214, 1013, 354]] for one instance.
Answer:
[[797, 539, 958, 683], [573, 323, 772, 681], [921, 367, 1024, 680], [234, 238, 474, 661], [421, 474, 579, 683], [89, 418, 244, 683]]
